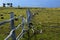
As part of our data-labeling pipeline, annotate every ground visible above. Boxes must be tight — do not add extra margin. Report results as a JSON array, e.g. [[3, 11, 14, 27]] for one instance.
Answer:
[[0, 7, 60, 40]]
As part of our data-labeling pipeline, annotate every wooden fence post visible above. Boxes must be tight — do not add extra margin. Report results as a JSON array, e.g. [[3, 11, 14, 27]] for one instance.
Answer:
[[10, 12, 16, 40], [26, 9, 32, 40]]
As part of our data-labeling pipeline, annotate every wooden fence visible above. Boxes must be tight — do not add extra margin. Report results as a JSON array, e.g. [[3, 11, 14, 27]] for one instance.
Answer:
[[0, 9, 33, 40]]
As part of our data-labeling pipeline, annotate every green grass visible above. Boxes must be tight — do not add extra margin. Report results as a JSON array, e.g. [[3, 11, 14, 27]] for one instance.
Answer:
[[0, 7, 60, 40]]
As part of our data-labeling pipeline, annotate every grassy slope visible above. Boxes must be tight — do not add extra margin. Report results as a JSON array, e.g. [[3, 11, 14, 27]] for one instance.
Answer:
[[0, 7, 60, 40]]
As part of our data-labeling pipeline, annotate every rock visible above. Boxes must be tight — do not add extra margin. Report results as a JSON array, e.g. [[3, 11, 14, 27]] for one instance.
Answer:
[[0, 14, 3, 16], [14, 15, 16, 16], [1, 17, 4, 19], [40, 29, 43, 34], [15, 18, 18, 21]]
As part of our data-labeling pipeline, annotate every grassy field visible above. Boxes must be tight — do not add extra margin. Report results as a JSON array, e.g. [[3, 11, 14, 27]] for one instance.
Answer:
[[0, 7, 60, 40]]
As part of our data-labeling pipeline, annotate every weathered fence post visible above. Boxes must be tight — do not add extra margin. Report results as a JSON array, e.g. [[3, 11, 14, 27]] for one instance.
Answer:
[[26, 9, 32, 40], [10, 12, 16, 40], [27, 9, 32, 28], [21, 17, 25, 38], [21, 17, 24, 30]]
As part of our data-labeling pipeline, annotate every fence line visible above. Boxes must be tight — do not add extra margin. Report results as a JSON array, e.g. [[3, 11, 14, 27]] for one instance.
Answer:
[[0, 15, 22, 26], [0, 9, 60, 40], [4, 23, 22, 40], [0, 9, 33, 40]]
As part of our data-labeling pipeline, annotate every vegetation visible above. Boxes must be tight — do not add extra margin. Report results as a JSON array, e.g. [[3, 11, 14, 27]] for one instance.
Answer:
[[0, 7, 60, 40]]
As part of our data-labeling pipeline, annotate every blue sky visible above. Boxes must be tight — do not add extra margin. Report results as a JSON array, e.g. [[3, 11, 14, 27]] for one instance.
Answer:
[[0, 0, 60, 8]]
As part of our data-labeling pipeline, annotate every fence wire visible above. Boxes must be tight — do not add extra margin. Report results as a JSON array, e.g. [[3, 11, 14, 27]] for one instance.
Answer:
[[4, 23, 22, 40], [0, 15, 22, 26], [0, 9, 33, 40], [4, 17, 26, 40]]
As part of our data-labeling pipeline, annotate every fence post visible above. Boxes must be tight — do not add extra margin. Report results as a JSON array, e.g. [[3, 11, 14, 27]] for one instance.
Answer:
[[21, 17, 25, 38], [27, 9, 32, 28], [26, 9, 31, 40], [10, 12, 16, 40]]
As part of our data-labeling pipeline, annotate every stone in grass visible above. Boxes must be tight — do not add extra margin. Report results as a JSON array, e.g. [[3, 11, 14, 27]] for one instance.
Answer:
[[40, 29, 43, 34], [14, 15, 16, 16], [1, 17, 4, 19], [0, 14, 3, 16], [32, 13, 35, 16], [15, 18, 18, 21]]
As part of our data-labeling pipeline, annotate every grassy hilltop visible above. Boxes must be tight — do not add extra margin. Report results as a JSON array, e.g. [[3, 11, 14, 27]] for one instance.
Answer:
[[0, 7, 60, 40]]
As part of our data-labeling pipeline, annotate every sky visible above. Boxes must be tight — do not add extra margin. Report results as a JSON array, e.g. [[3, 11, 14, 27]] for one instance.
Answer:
[[0, 0, 60, 8]]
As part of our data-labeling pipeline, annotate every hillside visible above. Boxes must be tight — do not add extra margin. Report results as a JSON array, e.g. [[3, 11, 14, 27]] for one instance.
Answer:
[[0, 7, 60, 40]]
